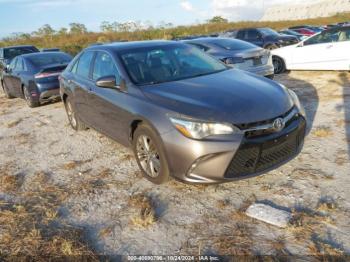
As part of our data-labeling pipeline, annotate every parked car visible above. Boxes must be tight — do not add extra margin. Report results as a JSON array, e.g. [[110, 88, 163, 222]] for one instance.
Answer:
[[2, 52, 72, 107], [279, 29, 308, 41], [0, 45, 39, 90], [183, 37, 274, 78], [290, 28, 315, 37], [60, 41, 306, 184], [289, 25, 324, 33], [235, 28, 299, 50], [41, 48, 61, 52], [272, 26, 350, 74]]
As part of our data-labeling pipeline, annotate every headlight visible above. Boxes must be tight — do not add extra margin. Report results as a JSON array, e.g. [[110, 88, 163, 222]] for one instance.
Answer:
[[169, 117, 239, 139], [288, 88, 306, 117]]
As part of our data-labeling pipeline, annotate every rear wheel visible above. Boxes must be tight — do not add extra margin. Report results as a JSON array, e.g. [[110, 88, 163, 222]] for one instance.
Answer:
[[23, 86, 40, 108], [133, 124, 170, 184], [273, 56, 286, 74], [64, 96, 87, 131], [2, 81, 14, 99]]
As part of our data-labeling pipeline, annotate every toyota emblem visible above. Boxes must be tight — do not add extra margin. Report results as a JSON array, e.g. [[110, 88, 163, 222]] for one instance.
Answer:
[[272, 118, 285, 132]]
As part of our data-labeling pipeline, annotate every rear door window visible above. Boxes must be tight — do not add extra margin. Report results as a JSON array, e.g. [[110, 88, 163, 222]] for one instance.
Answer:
[[75, 51, 94, 79]]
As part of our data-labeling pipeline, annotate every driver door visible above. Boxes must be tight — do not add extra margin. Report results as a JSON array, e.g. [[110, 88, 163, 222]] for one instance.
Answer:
[[290, 31, 339, 70]]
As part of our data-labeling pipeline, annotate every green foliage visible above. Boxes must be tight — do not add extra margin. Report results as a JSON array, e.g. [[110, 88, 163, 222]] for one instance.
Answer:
[[1, 13, 350, 55], [208, 16, 229, 23]]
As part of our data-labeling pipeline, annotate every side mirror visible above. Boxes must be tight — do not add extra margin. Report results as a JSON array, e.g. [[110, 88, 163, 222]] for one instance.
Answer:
[[96, 75, 117, 89], [96, 75, 126, 92]]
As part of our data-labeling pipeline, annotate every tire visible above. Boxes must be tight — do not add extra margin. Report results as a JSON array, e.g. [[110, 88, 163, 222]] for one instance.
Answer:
[[64, 96, 87, 131], [133, 124, 170, 184], [2, 80, 15, 99], [23, 86, 40, 108], [265, 44, 278, 50], [265, 74, 275, 80], [273, 56, 286, 74]]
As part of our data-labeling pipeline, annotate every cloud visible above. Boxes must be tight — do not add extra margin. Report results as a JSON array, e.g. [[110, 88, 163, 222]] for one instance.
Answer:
[[180, 1, 194, 11]]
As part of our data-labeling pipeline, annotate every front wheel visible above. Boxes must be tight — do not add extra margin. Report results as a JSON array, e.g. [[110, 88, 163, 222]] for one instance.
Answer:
[[133, 124, 170, 184], [273, 56, 286, 74]]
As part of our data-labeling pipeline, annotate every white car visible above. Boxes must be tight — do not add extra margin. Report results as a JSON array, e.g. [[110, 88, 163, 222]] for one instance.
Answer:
[[272, 26, 350, 74]]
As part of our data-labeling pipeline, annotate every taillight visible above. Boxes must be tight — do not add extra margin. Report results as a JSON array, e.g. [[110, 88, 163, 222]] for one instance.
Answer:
[[34, 72, 61, 79]]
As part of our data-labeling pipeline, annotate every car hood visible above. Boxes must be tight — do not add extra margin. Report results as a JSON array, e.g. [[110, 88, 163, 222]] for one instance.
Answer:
[[141, 69, 294, 124]]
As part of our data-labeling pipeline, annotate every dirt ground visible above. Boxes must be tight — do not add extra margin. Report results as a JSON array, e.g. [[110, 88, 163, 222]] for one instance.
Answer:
[[0, 71, 349, 258]]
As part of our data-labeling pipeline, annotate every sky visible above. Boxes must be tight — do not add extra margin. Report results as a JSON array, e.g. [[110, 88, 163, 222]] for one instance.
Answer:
[[0, 0, 321, 37]]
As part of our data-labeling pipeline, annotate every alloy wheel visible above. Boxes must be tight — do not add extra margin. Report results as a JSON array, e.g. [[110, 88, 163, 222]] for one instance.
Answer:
[[273, 57, 284, 74], [136, 135, 161, 178]]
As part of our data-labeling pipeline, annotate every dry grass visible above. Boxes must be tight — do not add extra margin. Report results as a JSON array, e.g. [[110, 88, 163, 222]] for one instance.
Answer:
[[6, 118, 22, 128], [216, 199, 231, 210], [316, 197, 338, 213], [0, 170, 99, 260], [312, 126, 333, 138], [334, 150, 349, 166], [308, 237, 345, 256], [62, 159, 92, 170], [0, 162, 22, 193], [11, 133, 31, 145], [128, 193, 157, 228]]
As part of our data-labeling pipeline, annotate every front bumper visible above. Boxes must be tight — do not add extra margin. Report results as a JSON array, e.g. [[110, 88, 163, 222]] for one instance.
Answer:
[[161, 109, 306, 184]]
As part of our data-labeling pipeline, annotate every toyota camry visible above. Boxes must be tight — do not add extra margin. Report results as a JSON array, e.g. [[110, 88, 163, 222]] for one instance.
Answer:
[[59, 41, 306, 184]]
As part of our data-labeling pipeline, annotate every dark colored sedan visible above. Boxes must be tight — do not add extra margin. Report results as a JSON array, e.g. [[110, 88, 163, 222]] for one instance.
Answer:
[[0, 45, 39, 90], [60, 41, 306, 184], [2, 52, 72, 107], [183, 37, 274, 78], [235, 28, 299, 49]]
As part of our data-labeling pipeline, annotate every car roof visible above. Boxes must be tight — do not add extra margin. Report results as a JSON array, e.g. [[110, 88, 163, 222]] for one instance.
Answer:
[[184, 37, 242, 43], [20, 51, 68, 58], [3, 45, 37, 50], [86, 40, 180, 52]]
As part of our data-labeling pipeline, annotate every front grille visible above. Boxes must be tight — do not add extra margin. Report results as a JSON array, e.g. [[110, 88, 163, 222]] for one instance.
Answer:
[[225, 117, 306, 179]]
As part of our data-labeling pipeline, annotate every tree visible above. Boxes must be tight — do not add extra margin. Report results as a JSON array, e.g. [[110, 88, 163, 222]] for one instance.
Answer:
[[208, 16, 228, 23], [100, 21, 114, 32], [58, 27, 68, 35], [34, 24, 55, 37], [69, 23, 87, 34]]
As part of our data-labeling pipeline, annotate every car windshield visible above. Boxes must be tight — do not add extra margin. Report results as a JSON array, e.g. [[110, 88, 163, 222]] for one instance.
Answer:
[[212, 39, 257, 50], [119, 44, 228, 85], [27, 53, 72, 67], [259, 28, 280, 36], [4, 46, 38, 60]]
